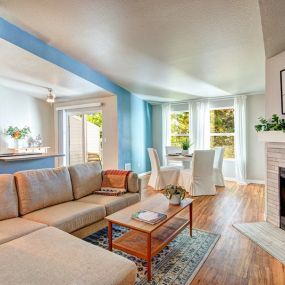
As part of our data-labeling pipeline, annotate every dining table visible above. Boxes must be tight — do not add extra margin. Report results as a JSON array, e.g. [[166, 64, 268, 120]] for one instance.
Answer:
[[166, 153, 193, 169]]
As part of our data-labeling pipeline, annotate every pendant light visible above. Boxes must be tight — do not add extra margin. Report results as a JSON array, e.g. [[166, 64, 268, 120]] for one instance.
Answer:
[[46, 88, 56, 103]]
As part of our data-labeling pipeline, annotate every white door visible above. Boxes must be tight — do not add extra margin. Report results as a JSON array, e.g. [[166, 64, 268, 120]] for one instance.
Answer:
[[67, 111, 103, 166]]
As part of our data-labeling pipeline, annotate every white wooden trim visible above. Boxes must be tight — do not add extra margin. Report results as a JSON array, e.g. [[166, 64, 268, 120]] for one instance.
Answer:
[[225, 176, 265, 185], [209, 106, 234, 110], [210, 133, 235, 136], [56, 102, 102, 111], [258, 131, 285, 143]]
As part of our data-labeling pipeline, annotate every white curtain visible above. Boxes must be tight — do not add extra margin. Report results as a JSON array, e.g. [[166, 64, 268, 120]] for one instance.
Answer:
[[234, 95, 247, 184], [162, 103, 171, 165], [194, 100, 210, 150], [188, 101, 194, 153]]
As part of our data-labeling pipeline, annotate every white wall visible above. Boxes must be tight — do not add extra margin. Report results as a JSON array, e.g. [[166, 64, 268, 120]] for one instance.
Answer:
[[266, 50, 285, 117], [54, 95, 118, 169], [152, 104, 163, 161], [247, 94, 266, 181], [152, 95, 266, 182], [0, 86, 54, 152]]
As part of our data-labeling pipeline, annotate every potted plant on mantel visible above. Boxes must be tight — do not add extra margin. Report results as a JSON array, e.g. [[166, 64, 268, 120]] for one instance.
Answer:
[[162, 185, 186, 205], [255, 114, 285, 143]]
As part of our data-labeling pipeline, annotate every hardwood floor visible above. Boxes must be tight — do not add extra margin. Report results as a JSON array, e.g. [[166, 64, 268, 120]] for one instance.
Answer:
[[142, 181, 285, 285]]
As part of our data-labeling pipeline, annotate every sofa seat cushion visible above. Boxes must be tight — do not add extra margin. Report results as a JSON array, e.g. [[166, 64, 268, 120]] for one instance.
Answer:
[[124, 193, 140, 206], [0, 174, 18, 220], [15, 167, 74, 215], [0, 227, 137, 285], [0, 217, 46, 245], [78, 193, 140, 215], [22, 201, 106, 233], [69, 162, 102, 199]]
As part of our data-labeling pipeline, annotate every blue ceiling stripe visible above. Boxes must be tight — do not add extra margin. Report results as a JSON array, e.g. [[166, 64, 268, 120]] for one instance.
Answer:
[[0, 17, 131, 97]]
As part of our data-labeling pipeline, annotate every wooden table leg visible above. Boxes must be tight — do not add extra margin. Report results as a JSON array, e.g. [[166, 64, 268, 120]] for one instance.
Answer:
[[108, 221, 113, 251], [189, 203, 193, 237], [147, 233, 152, 281]]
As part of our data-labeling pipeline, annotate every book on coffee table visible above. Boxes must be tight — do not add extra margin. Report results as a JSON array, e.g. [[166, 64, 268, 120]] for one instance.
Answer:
[[132, 210, 167, 225]]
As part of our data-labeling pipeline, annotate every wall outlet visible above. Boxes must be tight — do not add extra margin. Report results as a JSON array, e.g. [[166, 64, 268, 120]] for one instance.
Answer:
[[125, 163, 132, 170]]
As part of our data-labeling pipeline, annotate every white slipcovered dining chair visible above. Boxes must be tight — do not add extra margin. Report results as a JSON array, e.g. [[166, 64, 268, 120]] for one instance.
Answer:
[[178, 150, 216, 196], [165, 146, 183, 167], [213, 147, 225, 186], [148, 148, 180, 190]]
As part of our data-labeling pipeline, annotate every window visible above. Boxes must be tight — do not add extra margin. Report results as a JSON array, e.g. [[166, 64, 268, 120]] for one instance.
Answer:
[[170, 111, 190, 147], [209, 108, 235, 159]]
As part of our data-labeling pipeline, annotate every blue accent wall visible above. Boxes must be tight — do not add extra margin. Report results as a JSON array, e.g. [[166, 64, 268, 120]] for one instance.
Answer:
[[131, 96, 153, 173], [0, 17, 152, 173]]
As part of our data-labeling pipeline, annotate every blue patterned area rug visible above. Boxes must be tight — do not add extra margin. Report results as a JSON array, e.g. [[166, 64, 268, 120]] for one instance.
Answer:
[[84, 226, 220, 285]]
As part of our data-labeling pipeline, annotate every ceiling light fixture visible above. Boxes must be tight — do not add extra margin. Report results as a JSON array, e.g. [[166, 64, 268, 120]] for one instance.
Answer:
[[46, 88, 56, 103]]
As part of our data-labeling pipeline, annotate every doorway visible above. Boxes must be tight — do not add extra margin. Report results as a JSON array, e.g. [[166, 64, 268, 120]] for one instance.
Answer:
[[67, 111, 103, 166]]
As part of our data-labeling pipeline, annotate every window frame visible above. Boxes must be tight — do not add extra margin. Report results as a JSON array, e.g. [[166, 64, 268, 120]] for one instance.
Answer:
[[209, 106, 235, 161], [170, 110, 190, 146]]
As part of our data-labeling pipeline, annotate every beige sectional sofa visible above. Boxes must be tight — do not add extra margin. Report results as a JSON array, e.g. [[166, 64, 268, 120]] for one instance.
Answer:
[[0, 162, 140, 285]]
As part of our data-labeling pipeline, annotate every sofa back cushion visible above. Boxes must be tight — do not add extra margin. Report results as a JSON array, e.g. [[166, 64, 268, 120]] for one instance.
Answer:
[[68, 162, 102, 199], [15, 167, 73, 215], [0, 175, 18, 220]]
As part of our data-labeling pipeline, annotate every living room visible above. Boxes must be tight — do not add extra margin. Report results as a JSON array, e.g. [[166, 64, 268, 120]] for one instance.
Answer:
[[0, 0, 285, 284]]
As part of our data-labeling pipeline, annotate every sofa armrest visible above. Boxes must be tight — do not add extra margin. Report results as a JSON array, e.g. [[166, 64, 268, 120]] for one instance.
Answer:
[[127, 172, 141, 196]]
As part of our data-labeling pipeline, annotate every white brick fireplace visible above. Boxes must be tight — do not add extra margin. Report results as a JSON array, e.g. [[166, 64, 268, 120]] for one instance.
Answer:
[[266, 143, 285, 227]]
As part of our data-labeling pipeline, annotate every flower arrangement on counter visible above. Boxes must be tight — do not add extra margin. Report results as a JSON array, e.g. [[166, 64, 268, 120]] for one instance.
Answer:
[[5, 126, 31, 140]]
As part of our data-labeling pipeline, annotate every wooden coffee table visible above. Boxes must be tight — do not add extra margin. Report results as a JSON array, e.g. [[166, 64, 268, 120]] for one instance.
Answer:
[[105, 194, 193, 281]]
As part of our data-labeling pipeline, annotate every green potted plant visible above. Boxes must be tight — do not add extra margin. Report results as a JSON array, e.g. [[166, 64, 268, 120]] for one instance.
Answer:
[[255, 114, 285, 142], [162, 185, 186, 205], [181, 138, 192, 155]]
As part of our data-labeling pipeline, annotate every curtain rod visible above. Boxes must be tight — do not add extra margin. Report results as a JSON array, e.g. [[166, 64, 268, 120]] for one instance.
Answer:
[[161, 92, 261, 106]]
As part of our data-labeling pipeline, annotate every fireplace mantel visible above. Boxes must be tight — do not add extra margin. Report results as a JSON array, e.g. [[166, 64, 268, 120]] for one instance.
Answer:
[[258, 131, 285, 143]]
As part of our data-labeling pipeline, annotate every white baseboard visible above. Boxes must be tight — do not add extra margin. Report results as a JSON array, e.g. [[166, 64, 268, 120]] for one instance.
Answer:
[[246, 179, 265, 185], [225, 177, 265, 185], [224, 177, 236, 182], [138, 173, 265, 185], [138, 171, 151, 179]]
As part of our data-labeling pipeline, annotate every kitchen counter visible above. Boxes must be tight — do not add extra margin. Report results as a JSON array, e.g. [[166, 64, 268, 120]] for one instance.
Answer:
[[0, 153, 64, 162], [0, 153, 65, 174]]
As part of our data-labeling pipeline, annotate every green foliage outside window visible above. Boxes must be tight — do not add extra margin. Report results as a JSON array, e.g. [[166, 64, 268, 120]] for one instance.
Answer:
[[210, 135, 235, 159], [78, 113, 103, 137], [210, 108, 235, 159], [171, 112, 189, 147], [83, 112, 103, 140], [85, 113, 103, 128], [210, 109, 234, 133]]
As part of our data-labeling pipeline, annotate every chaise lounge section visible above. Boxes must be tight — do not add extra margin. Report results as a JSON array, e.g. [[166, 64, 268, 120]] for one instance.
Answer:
[[0, 162, 140, 284]]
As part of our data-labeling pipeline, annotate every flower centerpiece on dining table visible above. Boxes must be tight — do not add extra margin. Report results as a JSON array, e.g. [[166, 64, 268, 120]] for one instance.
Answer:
[[162, 185, 186, 205], [5, 126, 31, 149]]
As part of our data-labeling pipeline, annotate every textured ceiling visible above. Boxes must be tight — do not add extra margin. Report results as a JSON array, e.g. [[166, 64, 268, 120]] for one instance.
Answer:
[[0, 39, 109, 100], [259, 0, 285, 58], [0, 0, 265, 101]]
